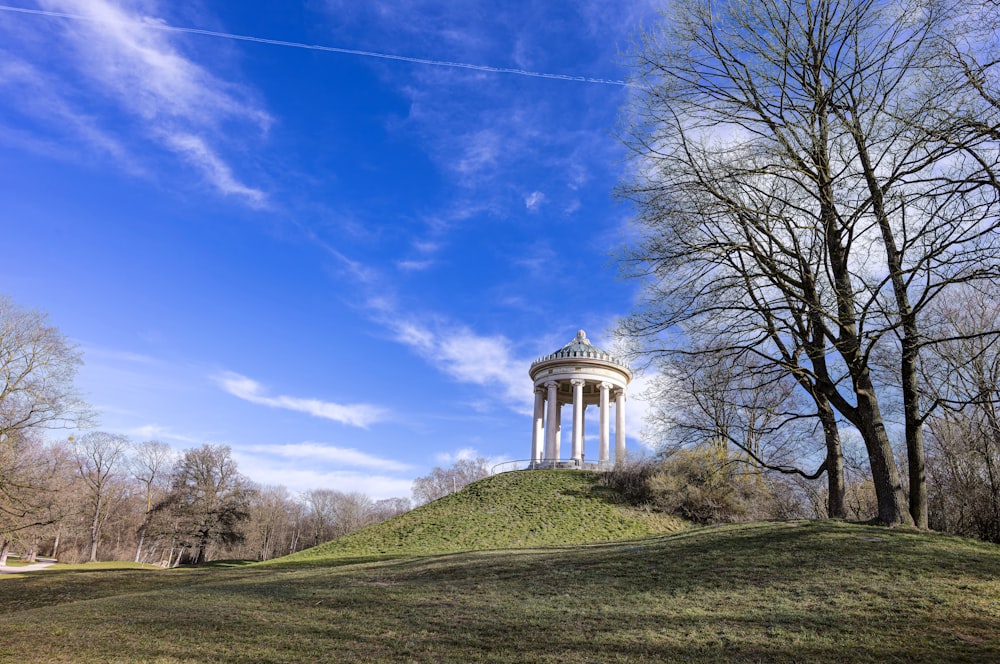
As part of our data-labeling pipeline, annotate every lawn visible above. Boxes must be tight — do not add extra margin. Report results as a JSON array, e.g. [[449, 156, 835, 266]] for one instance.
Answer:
[[1, 520, 998, 663]]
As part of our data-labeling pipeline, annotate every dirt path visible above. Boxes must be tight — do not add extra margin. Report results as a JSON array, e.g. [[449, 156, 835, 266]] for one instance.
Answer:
[[0, 561, 55, 574]]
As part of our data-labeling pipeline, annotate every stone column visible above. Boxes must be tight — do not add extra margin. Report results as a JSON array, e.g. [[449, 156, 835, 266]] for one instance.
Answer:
[[571, 379, 585, 463], [545, 381, 559, 462], [615, 389, 627, 462], [556, 406, 562, 457], [531, 387, 545, 463], [599, 382, 611, 464]]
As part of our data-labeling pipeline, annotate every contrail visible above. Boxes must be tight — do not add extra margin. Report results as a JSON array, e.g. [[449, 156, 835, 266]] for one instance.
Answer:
[[0, 4, 630, 87]]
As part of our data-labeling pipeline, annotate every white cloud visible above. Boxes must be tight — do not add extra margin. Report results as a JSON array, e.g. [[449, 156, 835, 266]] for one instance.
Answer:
[[232, 458, 415, 499], [124, 423, 202, 445], [434, 446, 480, 464], [164, 133, 266, 205], [386, 318, 534, 415], [14, 0, 270, 203], [245, 442, 412, 472], [396, 259, 434, 272], [216, 371, 387, 428], [524, 190, 545, 211]]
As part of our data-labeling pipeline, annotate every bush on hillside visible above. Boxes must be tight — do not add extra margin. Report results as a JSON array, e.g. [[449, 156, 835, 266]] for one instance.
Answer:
[[603, 449, 808, 524]]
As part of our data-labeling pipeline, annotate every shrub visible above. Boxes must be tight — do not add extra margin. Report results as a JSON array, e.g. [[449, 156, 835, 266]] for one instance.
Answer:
[[603, 448, 808, 524]]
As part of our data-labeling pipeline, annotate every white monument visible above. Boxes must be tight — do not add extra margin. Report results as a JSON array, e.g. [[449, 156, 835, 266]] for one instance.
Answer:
[[528, 330, 632, 468]]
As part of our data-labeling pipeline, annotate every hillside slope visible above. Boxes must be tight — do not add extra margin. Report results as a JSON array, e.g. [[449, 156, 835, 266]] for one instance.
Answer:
[[2, 521, 999, 662], [272, 470, 685, 565]]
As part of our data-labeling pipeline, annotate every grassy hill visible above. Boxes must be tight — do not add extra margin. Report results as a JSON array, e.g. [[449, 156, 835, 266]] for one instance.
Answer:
[[273, 470, 686, 565], [2, 471, 999, 662]]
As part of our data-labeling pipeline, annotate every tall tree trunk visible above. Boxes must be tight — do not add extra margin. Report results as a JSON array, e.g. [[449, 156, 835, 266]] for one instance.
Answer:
[[852, 126, 928, 528], [0, 539, 9, 566]]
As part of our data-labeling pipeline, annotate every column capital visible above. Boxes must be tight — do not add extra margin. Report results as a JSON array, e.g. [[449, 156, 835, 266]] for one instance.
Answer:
[[599, 381, 613, 391], [544, 380, 560, 389], [570, 378, 586, 387]]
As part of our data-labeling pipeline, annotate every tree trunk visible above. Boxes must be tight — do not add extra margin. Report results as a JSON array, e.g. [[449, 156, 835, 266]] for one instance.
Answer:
[[818, 397, 847, 519], [854, 386, 913, 526], [134, 531, 145, 564], [0, 539, 9, 566], [851, 126, 928, 529], [89, 494, 102, 562]]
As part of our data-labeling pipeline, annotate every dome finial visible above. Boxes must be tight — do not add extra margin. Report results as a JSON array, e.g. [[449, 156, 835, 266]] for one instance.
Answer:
[[576, 329, 587, 342]]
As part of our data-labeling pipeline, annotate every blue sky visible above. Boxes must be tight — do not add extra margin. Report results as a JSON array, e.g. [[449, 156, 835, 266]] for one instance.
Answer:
[[0, 0, 658, 499]]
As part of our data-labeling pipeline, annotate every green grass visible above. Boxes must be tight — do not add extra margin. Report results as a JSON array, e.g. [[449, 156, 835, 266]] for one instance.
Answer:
[[0, 473, 998, 662], [275, 470, 686, 565]]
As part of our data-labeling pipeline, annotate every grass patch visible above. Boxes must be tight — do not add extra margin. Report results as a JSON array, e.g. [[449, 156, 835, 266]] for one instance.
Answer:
[[1, 521, 998, 662], [272, 470, 687, 566]]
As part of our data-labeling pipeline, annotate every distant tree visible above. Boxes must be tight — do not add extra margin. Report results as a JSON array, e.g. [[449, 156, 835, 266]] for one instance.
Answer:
[[152, 444, 252, 565], [0, 295, 92, 446], [72, 432, 130, 562], [244, 484, 298, 561], [412, 457, 490, 505], [301, 490, 409, 547], [303, 488, 339, 546], [369, 497, 411, 524], [0, 432, 69, 564], [921, 289, 1000, 542], [329, 491, 373, 537], [129, 440, 174, 563]]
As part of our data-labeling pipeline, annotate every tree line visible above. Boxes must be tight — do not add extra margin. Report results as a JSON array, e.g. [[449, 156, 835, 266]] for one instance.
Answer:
[[1, 432, 413, 565], [0, 294, 425, 564]]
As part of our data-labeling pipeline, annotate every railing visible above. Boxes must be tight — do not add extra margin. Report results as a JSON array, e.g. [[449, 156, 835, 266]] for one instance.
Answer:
[[529, 348, 629, 369]]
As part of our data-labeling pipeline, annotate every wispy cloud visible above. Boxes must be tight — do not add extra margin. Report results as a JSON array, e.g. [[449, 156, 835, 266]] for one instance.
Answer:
[[231, 455, 415, 499], [164, 133, 265, 205], [245, 442, 412, 472], [524, 190, 546, 211], [216, 371, 387, 428], [123, 424, 202, 445], [1, 0, 269, 204], [384, 317, 533, 414]]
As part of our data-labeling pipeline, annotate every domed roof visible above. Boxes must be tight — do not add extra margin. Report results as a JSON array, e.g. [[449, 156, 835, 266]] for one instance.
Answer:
[[530, 329, 631, 374]]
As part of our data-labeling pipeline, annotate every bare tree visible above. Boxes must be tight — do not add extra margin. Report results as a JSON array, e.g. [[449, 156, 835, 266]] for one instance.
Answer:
[[72, 432, 130, 562], [329, 491, 373, 537], [129, 440, 174, 563], [153, 444, 252, 565], [244, 484, 298, 561], [412, 457, 490, 505], [0, 432, 69, 564], [304, 488, 340, 546], [921, 289, 1000, 541], [645, 350, 845, 516], [0, 295, 92, 446], [620, 0, 1000, 526], [370, 497, 412, 523]]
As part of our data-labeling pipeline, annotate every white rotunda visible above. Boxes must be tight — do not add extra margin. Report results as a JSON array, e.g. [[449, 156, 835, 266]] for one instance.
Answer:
[[528, 330, 632, 468]]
